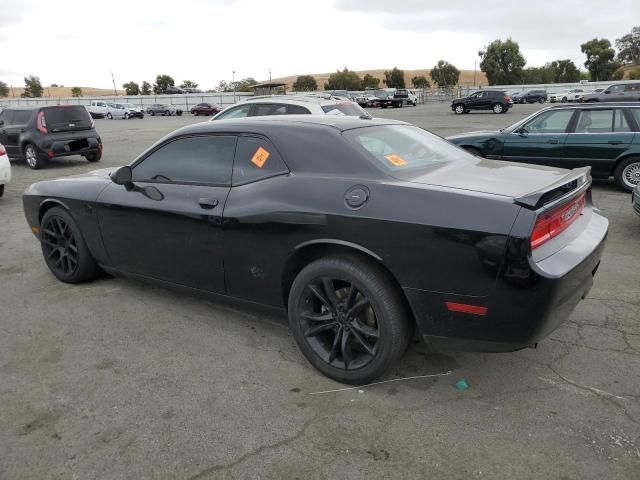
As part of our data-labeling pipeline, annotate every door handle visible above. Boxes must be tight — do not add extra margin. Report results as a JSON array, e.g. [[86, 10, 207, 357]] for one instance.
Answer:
[[198, 198, 219, 209], [547, 139, 559, 144], [608, 140, 623, 145]]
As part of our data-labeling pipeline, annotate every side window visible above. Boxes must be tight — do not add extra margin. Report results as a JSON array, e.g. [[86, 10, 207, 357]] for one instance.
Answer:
[[524, 110, 574, 134], [217, 104, 251, 120], [251, 103, 287, 116], [625, 84, 639, 92], [0, 110, 11, 125], [13, 111, 31, 124], [574, 110, 613, 133], [232, 136, 289, 185], [629, 109, 640, 128], [608, 85, 624, 93], [132, 135, 237, 185], [614, 110, 631, 132], [286, 105, 311, 114]]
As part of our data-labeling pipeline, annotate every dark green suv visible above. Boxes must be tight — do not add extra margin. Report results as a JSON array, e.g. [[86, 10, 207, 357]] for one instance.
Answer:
[[447, 103, 640, 191]]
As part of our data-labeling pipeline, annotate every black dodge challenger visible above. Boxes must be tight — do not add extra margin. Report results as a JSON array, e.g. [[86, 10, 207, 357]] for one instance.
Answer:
[[23, 116, 608, 384]]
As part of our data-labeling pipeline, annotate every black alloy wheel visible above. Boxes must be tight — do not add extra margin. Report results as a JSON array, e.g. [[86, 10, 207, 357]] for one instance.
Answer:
[[288, 255, 411, 384], [40, 207, 101, 283]]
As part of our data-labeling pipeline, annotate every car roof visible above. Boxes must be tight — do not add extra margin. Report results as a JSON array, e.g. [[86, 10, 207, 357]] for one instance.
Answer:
[[176, 115, 408, 135], [243, 95, 350, 105], [545, 102, 640, 110]]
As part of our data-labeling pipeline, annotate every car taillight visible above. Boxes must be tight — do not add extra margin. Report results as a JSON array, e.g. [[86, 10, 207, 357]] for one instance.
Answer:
[[37, 111, 47, 133], [504, 96, 511, 101], [530, 192, 586, 249], [0, 144, 5, 156]]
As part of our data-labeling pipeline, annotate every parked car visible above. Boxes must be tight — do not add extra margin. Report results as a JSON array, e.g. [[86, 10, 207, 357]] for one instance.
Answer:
[[164, 86, 185, 94], [211, 95, 370, 120], [190, 103, 222, 116], [87, 100, 110, 118], [549, 89, 585, 103], [147, 104, 183, 116], [446, 103, 640, 191], [0, 142, 10, 198], [22, 115, 608, 383], [581, 82, 640, 102], [633, 184, 640, 218], [451, 90, 513, 114], [519, 90, 548, 104], [106, 103, 144, 119], [0, 105, 101, 169], [354, 91, 379, 108]]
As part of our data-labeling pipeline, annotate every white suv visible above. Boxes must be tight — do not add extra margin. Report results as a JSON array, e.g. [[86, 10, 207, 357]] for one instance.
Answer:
[[210, 95, 370, 121]]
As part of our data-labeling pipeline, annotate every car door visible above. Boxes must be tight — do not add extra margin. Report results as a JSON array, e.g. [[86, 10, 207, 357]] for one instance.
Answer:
[[624, 83, 639, 102], [465, 92, 482, 109], [0, 110, 15, 155], [502, 109, 575, 167], [602, 84, 626, 102], [4, 110, 32, 156], [562, 108, 635, 177], [96, 134, 237, 292]]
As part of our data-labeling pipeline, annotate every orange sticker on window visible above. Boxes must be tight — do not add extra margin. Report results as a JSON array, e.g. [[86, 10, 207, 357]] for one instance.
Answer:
[[251, 146, 270, 168], [384, 154, 408, 167]]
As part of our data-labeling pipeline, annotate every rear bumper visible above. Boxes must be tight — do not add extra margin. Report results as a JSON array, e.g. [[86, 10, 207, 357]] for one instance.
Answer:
[[36, 136, 101, 158], [406, 211, 608, 352]]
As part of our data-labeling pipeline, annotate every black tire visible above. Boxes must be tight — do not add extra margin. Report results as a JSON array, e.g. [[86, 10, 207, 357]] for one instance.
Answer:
[[24, 143, 45, 169], [0, 184, 4, 198], [85, 150, 102, 162], [106, 112, 113, 119], [492, 103, 504, 114], [150, 111, 155, 116], [40, 207, 101, 284], [124, 112, 130, 119], [164, 110, 170, 116], [614, 156, 640, 192], [288, 255, 412, 384], [562, 97, 567, 103], [453, 104, 465, 115], [193, 111, 198, 116]]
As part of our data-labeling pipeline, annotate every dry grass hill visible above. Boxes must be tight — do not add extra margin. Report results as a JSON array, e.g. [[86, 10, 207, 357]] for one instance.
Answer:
[[271, 68, 488, 90]]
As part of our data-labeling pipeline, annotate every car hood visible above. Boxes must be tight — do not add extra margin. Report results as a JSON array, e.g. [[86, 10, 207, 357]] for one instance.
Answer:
[[397, 157, 581, 202]]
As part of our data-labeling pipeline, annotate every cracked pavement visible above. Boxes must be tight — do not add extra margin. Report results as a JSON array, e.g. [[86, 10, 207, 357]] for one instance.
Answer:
[[0, 103, 638, 479]]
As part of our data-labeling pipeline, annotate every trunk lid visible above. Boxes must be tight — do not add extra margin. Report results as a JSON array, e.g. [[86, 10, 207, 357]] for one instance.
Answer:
[[400, 158, 589, 208]]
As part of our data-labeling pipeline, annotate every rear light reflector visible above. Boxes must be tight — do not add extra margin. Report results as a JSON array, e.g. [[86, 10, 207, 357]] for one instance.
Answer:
[[37, 111, 47, 133], [446, 302, 488, 316], [531, 192, 586, 249], [0, 144, 5, 156]]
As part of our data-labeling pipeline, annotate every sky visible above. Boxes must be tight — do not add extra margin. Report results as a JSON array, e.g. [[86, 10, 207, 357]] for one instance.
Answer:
[[1, 0, 638, 90]]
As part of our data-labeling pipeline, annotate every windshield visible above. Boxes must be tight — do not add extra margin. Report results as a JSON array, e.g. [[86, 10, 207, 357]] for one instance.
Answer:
[[344, 125, 473, 173], [321, 102, 369, 117]]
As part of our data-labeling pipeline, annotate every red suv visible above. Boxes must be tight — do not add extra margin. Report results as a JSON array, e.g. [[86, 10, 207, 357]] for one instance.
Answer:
[[190, 103, 222, 116]]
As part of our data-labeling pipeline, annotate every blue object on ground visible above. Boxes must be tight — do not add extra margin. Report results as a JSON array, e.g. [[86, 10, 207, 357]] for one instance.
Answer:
[[454, 378, 469, 390]]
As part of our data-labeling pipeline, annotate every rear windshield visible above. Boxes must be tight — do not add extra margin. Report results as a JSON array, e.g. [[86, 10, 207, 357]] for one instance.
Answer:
[[321, 102, 367, 117], [44, 106, 91, 124], [344, 125, 471, 173]]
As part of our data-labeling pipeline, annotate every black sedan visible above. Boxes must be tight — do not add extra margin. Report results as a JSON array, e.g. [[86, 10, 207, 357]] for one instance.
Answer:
[[23, 116, 608, 384], [447, 103, 640, 191]]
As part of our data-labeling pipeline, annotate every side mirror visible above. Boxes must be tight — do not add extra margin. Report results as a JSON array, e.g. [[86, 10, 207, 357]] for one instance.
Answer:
[[111, 166, 132, 186], [604, 90, 610, 94], [518, 128, 529, 137], [0, 120, 3, 126]]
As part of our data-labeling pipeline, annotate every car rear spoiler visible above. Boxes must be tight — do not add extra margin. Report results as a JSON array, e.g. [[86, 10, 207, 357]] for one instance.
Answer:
[[514, 167, 591, 209]]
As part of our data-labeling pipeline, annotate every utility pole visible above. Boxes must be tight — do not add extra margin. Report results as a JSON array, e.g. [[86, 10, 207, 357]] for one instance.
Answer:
[[269, 68, 271, 82], [232, 70, 236, 103], [111, 72, 117, 96]]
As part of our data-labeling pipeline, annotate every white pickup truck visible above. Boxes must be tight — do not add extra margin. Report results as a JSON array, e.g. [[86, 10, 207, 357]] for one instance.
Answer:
[[86, 101, 110, 118]]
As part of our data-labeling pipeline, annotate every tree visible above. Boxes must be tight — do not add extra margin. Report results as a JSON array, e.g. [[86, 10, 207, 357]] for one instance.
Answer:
[[479, 39, 526, 85], [581, 38, 621, 81], [216, 80, 230, 92], [141, 81, 152, 95], [0, 81, 8, 97], [411, 75, 430, 89], [616, 26, 640, 65], [324, 68, 363, 91], [550, 59, 581, 83], [180, 80, 199, 89], [21, 75, 43, 98], [153, 74, 175, 94], [231, 77, 258, 92], [362, 73, 380, 89], [629, 68, 640, 80], [522, 64, 556, 84], [292, 75, 318, 91], [430, 60, 460, 87], [122, 81, 140, 95], [383, 67, 405, 88], [71, 87, 83, 97]]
